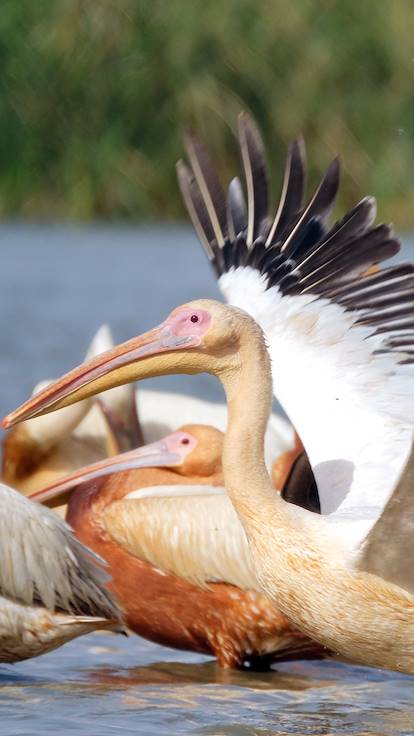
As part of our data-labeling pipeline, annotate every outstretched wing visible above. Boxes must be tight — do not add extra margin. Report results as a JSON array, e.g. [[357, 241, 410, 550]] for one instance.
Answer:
[[178, 112, 414, 553], [0, 482, 120, 619], [103, 485, 260, 590]]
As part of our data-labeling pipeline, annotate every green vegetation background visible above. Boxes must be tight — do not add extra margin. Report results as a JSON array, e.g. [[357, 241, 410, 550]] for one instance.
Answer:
[[0, 0, 413, 224]]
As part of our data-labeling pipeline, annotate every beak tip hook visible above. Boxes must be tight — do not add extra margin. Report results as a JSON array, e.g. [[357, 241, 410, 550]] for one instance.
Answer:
[[2, 415, 13, 430]]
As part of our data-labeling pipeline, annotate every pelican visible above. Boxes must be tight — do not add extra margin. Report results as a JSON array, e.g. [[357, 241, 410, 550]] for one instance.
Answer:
[[29, 424, 324, 668], [0, 479, 121, 663], [87, 325, 294, 463], [3, 323, 294, 507]]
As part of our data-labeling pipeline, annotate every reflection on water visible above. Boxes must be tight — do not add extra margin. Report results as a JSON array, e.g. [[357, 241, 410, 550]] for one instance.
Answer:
[[1, 226, 414, 735], [1, 632, 413, 736], [87, 659, 327, 691]]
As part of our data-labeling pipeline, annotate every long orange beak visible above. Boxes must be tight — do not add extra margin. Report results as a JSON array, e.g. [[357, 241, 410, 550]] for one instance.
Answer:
[[29, 433, 193, 507], [3, 323, 200, 429]]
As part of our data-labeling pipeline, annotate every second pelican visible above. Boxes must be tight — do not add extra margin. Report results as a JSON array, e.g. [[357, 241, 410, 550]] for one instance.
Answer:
[[30, 424, 324, 668]]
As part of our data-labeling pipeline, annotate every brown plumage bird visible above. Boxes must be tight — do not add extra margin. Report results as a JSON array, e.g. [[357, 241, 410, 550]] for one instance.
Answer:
[[31, 423, 326, 669]]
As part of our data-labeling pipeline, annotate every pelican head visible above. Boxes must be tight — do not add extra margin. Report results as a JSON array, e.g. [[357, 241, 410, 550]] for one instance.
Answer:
[[3, 300, 263, 428], [27, 427, 200, 507]]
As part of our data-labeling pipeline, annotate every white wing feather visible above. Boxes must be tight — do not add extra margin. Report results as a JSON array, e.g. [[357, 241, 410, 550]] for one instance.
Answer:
[[220, 266, 414, 547]]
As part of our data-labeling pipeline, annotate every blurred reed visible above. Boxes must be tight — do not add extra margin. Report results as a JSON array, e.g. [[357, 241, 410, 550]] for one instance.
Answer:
[[0, 0, 413, 224]]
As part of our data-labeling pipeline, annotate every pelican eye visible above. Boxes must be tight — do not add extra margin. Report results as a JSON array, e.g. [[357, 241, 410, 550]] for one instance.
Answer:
[[190, 314, 199, 323], [181, 438, 190, 445]]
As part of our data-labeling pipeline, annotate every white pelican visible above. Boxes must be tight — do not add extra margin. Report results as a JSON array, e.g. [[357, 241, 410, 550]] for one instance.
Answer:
[[30, 424, 324, 668], [176, 114, 408, 530], [0, 480, 121, 663], [81, 324, 294, 463]]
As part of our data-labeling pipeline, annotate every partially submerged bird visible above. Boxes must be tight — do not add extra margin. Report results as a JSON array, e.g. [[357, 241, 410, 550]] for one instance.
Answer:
[[0, 481, 121, 663], [9, 113, 414, 672], [30, 424, 325, 668]]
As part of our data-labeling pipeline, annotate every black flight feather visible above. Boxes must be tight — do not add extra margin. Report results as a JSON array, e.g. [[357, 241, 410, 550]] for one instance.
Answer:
[[238, 112, 269, 245], [266, 137, 306, 247], [227, 177, 248, 239], [184, 132, 228, 247]]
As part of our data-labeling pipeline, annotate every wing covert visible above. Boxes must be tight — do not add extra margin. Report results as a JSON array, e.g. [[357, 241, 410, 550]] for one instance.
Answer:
[[103, 485, 260, 591]]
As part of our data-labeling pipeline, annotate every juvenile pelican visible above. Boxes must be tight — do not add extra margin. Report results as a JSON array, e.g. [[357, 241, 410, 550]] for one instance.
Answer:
[[30, 424, 323, 668], [0, 481, 121, 663]]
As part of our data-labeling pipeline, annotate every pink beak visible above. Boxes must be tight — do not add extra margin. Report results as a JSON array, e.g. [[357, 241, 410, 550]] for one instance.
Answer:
[[29, 431, 197, 507], [3, 323, 200, 429]]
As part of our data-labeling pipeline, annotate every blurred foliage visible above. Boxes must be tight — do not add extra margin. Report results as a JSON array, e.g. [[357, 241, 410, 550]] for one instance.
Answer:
[[0, 0, 413, 224]]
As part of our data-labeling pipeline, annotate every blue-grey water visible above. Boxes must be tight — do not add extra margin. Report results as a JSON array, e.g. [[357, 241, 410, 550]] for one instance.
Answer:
[[0, 224, 413, 736]]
